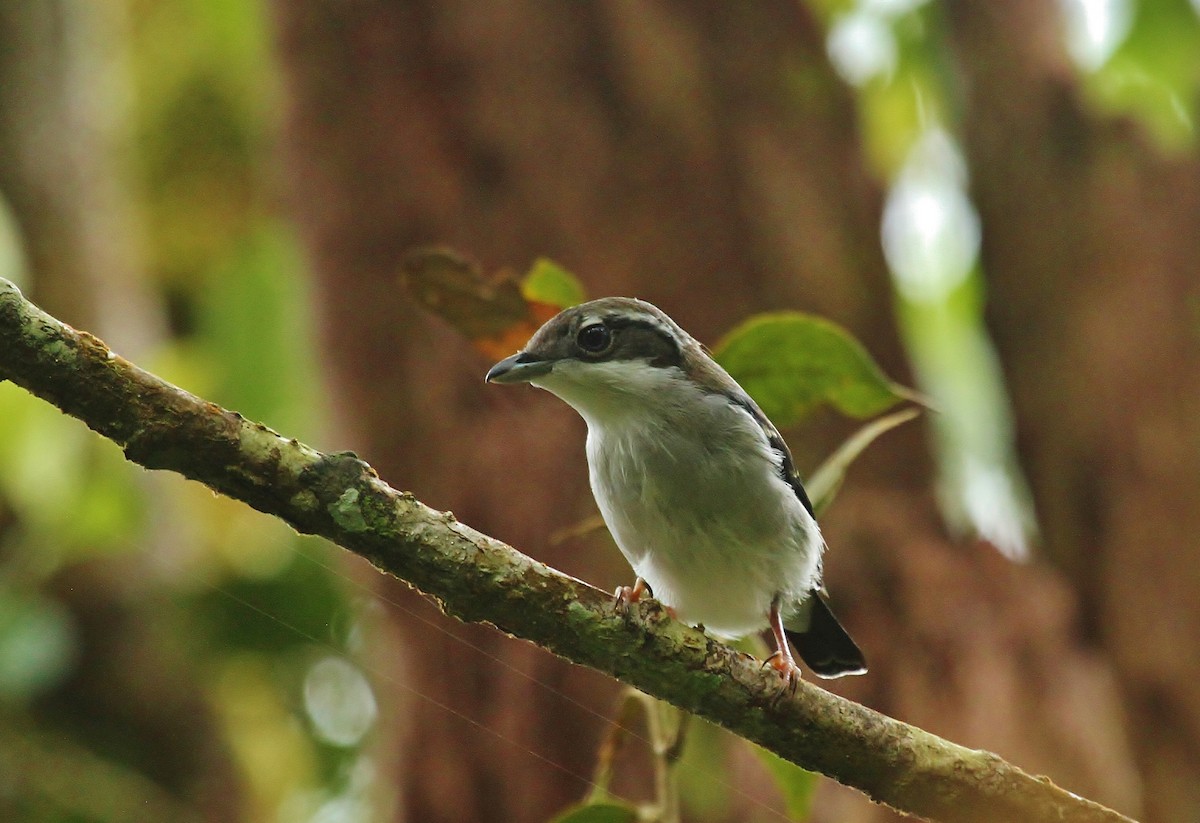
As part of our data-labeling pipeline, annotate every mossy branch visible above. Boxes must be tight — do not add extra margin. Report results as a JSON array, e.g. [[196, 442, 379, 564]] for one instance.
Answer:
[[0, 278, 1134, 823]]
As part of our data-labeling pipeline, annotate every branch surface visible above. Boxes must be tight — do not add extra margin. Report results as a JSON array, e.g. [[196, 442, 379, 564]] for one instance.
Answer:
[[0, 278, 1135, 823]]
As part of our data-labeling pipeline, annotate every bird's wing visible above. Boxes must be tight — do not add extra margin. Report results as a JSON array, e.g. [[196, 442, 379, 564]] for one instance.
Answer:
[[723, 391, 816, 520]]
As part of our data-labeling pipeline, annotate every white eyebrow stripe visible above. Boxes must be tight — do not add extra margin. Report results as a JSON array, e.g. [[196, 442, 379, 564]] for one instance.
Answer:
[[605, 311, 675, 335]]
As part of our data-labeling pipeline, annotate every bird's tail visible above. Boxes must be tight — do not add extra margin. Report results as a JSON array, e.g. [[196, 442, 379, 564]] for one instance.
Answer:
[[784, 592, 867, 679]]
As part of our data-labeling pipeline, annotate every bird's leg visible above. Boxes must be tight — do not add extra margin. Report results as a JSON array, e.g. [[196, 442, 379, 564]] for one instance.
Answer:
[[764, 596, 803, 691], [613, 576, 651, 612]]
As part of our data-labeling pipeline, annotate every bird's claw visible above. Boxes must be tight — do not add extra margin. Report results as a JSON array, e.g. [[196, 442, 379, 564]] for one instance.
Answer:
[[613, 579, 682, 625], [763, 650, 803, 695], [613, 577, 651, 614]]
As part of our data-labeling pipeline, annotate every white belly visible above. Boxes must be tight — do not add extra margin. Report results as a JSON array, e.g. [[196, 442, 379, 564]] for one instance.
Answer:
[[585, 395, 823, 638]]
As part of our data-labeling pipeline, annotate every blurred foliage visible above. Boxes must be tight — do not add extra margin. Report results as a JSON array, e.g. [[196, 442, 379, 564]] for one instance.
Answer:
[[1085, 0, 1200, 150], [811, 0, 1198, 558], [0, 1, 372, 822], [1, 0, 1195, 821], [755, 749, 818, 822], [823, 0, 1199, 551], [129, 0, 281, 290], [0, 583, 75, 702], [806, 407, 921, 515], [549, 803, 639, 823], [812, 0, 1042, 557]]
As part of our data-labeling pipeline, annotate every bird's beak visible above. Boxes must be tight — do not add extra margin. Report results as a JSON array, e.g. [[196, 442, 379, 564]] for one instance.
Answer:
[[485, 352, 554, 384]]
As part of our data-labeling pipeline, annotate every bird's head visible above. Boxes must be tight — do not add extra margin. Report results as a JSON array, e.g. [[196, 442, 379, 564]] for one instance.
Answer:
[[485, 297, 726, 422]]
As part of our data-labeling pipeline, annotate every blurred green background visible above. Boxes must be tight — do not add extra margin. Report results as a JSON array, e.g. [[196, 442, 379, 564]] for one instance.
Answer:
[[0, 3, 376, 821], [1, 1, 1198, 822]]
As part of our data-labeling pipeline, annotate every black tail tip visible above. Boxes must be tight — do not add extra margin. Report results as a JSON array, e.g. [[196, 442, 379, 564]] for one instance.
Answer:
[[798, 647, 868, 679], [786, 594, 867, 679]]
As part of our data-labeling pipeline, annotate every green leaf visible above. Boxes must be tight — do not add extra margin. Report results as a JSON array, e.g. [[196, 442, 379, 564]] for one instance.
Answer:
[[714, 312, 912, 426], [548, 801, 639, 823], [521, 258, 587, 309], [756, 746, 818, 821], [807, 407, 921, 514]]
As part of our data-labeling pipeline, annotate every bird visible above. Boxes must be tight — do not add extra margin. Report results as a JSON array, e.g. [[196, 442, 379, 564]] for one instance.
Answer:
[[485, 297, 866, 682]]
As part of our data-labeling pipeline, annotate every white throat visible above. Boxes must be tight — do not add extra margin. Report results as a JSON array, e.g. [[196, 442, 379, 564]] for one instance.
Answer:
[[530, 359, 692, 429]]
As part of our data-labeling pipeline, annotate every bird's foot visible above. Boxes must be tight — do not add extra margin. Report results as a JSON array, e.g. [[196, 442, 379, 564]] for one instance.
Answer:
[[613, 579, 680, 623], [763, 651, 803, 694], [613, 577, 652, 614]]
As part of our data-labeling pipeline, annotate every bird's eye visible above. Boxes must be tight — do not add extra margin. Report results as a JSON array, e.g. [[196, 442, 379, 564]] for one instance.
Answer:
[[576, 323, 613, 354]]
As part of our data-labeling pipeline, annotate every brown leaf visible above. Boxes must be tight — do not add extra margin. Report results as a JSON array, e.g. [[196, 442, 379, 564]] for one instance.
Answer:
[[403, 247, 544, 359]]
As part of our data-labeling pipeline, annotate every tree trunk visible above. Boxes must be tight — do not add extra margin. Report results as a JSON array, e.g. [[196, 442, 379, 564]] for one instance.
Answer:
[[947, 2, 1200, 821], [269, 2, 1141, 820]]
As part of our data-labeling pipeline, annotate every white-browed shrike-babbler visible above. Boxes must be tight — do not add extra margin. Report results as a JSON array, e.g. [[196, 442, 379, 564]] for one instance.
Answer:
[[486, 297, 866, 683]]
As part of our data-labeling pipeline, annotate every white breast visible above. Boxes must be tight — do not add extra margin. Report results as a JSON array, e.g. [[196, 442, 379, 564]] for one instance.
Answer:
[[538, 360, 824, 638]]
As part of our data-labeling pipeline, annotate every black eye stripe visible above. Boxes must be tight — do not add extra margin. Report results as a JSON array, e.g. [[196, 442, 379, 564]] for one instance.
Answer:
[[602, 319, 682, 368]]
